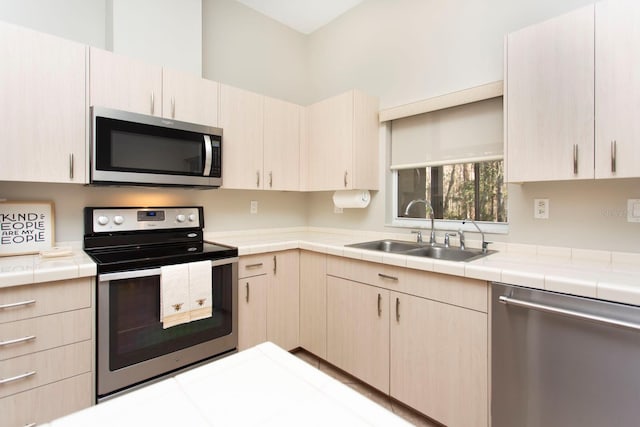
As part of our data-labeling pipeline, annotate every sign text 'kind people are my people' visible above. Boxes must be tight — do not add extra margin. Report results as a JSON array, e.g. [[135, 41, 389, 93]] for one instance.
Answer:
[[0, 202, 54, 256]]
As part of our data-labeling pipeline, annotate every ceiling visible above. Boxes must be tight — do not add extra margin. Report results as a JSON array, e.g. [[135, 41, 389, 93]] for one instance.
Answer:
[[234, 0, 364, 34]]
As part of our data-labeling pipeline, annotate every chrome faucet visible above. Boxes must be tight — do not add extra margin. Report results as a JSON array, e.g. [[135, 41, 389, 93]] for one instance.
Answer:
[[462, 218, 491, 253], [404, 199, 435, 245]]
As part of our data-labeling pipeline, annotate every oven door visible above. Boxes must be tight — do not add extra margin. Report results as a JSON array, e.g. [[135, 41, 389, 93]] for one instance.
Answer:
[[96, 258, 237, 399], [91, 106, 222, 187]]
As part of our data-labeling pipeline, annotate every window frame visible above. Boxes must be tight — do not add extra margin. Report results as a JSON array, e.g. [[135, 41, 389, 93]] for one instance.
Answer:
[[390, 168, 509, 235]]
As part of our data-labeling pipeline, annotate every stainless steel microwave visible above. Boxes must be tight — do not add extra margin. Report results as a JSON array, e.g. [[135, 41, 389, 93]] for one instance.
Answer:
[[90, 107, 222, 188]]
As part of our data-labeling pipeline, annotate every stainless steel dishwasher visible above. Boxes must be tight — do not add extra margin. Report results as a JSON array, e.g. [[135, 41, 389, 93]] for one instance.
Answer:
[[491, 282, 640, 427]]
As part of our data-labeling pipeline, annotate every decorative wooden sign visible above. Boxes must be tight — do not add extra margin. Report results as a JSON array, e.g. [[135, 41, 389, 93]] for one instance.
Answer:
[[0, 201, 54, 256]]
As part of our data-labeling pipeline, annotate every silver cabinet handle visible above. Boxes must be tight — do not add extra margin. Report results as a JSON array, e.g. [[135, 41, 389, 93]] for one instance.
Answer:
[[245, 263, 263, 269], [269, 171, 273, 188], [0, 299, 36, 310], [344, 170, 348, 188], [24, 423, 37, 427], [396, 297, 400, 322], [0, 335, 35, 347], [378, 273, 398, 281], [256, 171, 260, 188], [573, 144, 578, 174], [0, 370, 36, 385], [150, 91, 155, 115], [69, 153, 74, 180], [273, 255, 277, 275], [171, 96, 176, 118], [499, 295, 640, 332], [245, 282, 250, 303], [611, 140, 617, 173], [377, 293, 382, 317]]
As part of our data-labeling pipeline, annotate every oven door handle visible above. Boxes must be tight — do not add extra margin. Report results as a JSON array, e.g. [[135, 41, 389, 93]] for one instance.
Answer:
[[99, 257, 239, 282]]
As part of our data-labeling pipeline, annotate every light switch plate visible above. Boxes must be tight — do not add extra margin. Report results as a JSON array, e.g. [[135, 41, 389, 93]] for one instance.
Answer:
[[627, 199, 640, 222], [334, 206, 343, 214], [250, 200, 258, 214], [534, 199, 549, 219]]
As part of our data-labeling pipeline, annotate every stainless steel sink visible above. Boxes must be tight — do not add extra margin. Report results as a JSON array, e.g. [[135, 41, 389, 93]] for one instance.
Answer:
[[404, 246, 495, 262], [346, 239, 495, 262], [347, 239, 421, 253]]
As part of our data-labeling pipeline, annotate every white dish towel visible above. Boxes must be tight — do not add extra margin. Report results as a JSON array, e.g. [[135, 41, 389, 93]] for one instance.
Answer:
[[160, 263, 191, 329], [188, 260, 213, 321]]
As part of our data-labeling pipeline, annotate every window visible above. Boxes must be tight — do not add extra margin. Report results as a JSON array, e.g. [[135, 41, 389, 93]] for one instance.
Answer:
[[396, 160, 507, 222]]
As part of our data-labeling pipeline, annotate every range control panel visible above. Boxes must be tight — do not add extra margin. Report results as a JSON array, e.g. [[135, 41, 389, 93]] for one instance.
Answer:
[[91, 207, 202, 232]]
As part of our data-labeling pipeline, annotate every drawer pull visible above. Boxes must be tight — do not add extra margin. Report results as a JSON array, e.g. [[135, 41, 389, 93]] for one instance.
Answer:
[[0, 370, 36, 385], [24, 423, 37, 427], [0, 299, 36, 310], [378, 273, 398, 281], [245, 263, 263, 269], [0, 335, 35, 347]]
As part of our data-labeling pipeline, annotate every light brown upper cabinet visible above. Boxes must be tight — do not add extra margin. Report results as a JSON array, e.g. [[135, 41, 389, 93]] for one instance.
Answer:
[[506, 5, 595, 182], [0, 22, 86, 184], [220, 84, 301, 191], [595, 0, 640, 178], [507, 0, 640, 182], [90, 48, 218, 127], [304, 90, 379, 191]]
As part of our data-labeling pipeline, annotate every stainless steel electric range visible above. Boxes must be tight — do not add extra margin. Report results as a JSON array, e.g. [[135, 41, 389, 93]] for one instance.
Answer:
[[83, 206, 238, 401]]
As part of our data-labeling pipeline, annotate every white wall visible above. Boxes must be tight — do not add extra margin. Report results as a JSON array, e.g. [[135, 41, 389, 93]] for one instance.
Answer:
[[0, 0, 106, 48], [109, 0, 202, 75], [304, 0, 640, 253], [201, 0, 309, 105]]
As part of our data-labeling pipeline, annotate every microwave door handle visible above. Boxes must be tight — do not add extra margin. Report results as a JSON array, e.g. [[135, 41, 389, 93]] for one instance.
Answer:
[[203, 135, 213, 176]]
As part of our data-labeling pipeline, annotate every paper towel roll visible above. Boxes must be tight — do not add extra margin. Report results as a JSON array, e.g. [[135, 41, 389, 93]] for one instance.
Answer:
[[332, 190, 371, 208]]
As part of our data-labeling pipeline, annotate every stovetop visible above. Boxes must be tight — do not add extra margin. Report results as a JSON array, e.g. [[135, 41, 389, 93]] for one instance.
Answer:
[[83, 206, 238, 274]]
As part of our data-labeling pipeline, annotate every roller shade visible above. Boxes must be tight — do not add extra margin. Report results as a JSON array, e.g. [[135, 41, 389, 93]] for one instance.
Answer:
[[391, 97, 503, 170]]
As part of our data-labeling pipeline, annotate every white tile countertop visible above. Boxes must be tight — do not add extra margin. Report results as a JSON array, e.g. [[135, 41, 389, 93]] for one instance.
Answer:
[[0, 242, 96, 288], [0, 227, 639, 307], [207, 227, 640, 307], [46, 341, 411, 427]]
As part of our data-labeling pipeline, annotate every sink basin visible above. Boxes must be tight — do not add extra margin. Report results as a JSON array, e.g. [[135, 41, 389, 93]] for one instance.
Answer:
[[346, 239, 495, 262], [404, 246, 495, 262], [347, 240, 421, 253]]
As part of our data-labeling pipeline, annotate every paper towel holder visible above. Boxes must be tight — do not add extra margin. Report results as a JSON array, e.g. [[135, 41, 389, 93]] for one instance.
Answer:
[[332, 190, 371, 209]]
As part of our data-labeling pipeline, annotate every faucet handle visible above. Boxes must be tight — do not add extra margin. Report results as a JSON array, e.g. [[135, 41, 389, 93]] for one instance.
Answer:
[[411, 230, 423, 243], [444, 232, 457, 247]]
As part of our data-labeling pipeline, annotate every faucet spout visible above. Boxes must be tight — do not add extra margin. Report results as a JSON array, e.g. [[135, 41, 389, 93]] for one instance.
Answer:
[[462, 218, 490, 253], [404, 199, 435, 245]]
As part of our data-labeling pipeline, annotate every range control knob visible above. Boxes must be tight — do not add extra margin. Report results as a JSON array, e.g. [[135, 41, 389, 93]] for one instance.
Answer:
[[97, 215, 109, 226], [176, 214, 186, 223], [113, 215, 125, 225], [188, 214, 197, 222]]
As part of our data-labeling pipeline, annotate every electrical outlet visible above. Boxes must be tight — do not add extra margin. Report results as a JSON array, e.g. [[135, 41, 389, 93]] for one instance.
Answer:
[[334, 206, 343, 214], [628, 199, 640, 223], [250, 200, 258, 214], [534, 199, 549, 219]]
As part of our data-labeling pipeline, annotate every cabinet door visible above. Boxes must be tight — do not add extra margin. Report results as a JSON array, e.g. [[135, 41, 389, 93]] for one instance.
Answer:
[[162, 68, 219, 127], [263, 97, 301, 191], [306, 92, 353, 191], [0, 22, 86, 183], [237, 274, 267, 351], [506, 5, 594, 182], [327, 276, 389, 393], [219, 84, 264, 189], [299, 251, 327, 359], [89, 47, 162, 116], [267, 251, 299, 351], [595, 0, 640, 178], [390, 292, 488, 427]]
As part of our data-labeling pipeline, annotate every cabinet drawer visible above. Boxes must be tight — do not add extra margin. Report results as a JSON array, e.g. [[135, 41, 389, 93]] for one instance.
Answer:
[[0, 340, 91, 398], [327, 256, 487, 312], [239, 254, 272, 278], [0, 308, 92, 361], [0, 372, 92, 427], [0, 278, 92, 324]]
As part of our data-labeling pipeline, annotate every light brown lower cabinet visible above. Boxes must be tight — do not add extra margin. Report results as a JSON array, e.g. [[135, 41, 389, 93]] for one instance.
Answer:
[[238, 250, 300, 351], [299, 256, 489, 427], [0, 277, 94, 426]]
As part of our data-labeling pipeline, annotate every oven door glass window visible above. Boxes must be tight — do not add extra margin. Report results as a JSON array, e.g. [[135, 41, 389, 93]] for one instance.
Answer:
[[108, 264, 233, 371]]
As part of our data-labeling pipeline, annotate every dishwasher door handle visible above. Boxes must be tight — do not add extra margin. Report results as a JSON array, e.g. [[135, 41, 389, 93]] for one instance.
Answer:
[[499, 295, 640, 332]]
